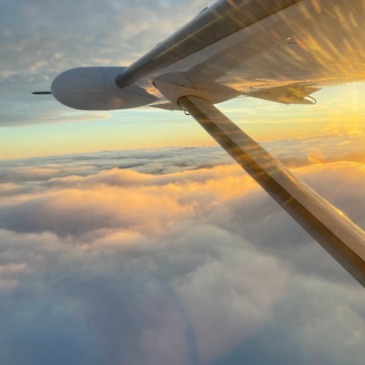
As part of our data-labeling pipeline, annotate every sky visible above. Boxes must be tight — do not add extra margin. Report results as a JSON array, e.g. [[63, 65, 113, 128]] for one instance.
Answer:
[[1, 0, 365, 159], [1, 0, 365, 365]]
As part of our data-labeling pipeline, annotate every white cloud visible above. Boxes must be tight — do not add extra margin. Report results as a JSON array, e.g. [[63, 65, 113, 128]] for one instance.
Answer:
[[0, 149, 364, 365]]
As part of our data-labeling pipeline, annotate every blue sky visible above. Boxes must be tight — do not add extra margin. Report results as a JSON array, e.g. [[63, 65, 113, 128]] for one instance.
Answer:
[[0, 0, 209, 158]]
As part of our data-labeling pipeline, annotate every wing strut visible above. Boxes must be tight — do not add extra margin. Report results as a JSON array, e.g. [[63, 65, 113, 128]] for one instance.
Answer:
[[178, 96, 365, 287]]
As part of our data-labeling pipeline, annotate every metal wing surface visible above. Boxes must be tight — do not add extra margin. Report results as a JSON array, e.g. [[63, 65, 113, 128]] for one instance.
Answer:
[[116, 0, 302, 88], [121, 0, 365, 105]]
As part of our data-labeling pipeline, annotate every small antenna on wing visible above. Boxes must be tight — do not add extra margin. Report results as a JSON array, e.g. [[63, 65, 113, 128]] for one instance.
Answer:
[[32, 91, 52, 95]]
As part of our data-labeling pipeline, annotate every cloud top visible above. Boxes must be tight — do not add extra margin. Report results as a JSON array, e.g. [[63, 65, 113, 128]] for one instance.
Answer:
[[0, 147, 365, 364]]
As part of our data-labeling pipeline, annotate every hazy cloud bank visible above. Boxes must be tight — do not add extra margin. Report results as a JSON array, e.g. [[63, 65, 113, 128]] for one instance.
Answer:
[[0, 147, 365, 364]]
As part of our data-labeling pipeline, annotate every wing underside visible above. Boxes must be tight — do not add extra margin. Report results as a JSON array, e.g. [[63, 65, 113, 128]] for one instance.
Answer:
[[116, 0, 303, 88], [129, 0, 365, 104]]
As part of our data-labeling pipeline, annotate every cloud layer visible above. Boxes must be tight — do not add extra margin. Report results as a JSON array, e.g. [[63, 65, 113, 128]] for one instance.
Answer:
[[0, 147, 364, 365], [2, 0, 365, 362]]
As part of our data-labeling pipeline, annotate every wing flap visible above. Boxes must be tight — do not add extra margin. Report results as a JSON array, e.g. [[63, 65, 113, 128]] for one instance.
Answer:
[[245, 85, 320, 104]]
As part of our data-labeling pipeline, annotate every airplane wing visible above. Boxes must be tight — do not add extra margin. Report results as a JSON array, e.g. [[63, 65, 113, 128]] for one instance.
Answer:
[[47, 0, 365, 286], [118, 0, 365, 102]]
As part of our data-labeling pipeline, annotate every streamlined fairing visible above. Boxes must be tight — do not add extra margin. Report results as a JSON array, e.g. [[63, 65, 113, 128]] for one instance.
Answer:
[[37, 0, 365, 286]]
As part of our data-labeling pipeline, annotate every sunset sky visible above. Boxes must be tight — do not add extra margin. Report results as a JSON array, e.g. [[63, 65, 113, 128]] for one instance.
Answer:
[[1, 1, 365, 365], [1, 0, 365, 160]]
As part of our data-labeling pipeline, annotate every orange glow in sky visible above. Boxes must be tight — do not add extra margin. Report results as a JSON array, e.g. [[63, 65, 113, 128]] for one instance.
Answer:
[[1, 82, 365, 160]]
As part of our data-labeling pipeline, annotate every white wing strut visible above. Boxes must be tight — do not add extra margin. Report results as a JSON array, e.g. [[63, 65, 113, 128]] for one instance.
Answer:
[[178, 96, 365, 287]]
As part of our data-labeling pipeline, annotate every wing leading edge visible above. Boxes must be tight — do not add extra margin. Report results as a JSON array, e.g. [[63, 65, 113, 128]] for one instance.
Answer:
[[115, 0, 303, 88]]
